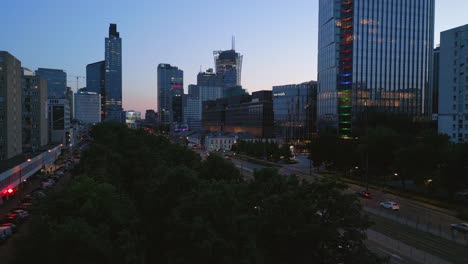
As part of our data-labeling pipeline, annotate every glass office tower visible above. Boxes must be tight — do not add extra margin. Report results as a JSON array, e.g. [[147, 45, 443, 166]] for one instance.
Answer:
[[36, 68, 67, 99], [104, 24, 122, 122], [317, 0, 434, 138], [157, 64, 183, 126]]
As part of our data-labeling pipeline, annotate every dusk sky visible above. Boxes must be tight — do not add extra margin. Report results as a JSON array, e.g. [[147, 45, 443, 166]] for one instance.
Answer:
[[1, 0, 467, 116]]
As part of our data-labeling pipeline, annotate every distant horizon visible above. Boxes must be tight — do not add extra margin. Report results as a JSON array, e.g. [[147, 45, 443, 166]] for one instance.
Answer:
[[1, 0, 468, 117]]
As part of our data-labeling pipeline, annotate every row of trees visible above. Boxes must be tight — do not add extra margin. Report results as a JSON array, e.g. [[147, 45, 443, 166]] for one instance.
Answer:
[[309, 114, 468, 197], [232, 140, 293, 161], [12, 123, 386, 264]]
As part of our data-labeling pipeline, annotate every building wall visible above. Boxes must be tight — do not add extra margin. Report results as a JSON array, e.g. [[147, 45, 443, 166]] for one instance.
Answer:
[[35, 68, 66, 99], [438, 25, 468, 142], [22, 69, 48, 151], [273, 81, 317, 143], [74, 91, 101, 124], [104, 24, 123, 122], [202, 92, 274, 138], [0, 52, 22, 160], [48, 99, 70, 144], [317, 0, 435, 137], [157, 63, 183, 125]]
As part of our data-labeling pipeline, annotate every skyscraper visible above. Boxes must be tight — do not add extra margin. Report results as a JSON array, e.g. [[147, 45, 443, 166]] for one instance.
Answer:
[[0, 51, 22, 160], [157, 63, 183, 126], [438, 24, 468, 143], [22, 68, 48, 152], [104, 23, 122, 122], [36, 68, 67, 99], [317, 0, 435, 137], [74, 90, 101, 124], [213, 45, 243, 87], [432, 46, 440, 116], [86, 61, 105, 95]]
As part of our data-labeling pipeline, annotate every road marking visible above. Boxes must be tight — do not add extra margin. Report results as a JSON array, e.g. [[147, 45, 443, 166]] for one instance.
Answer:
[[377, 247, 403, 260]]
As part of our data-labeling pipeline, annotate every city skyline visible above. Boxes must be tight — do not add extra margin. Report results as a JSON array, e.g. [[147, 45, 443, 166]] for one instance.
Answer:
[[1, 0, 467, 116]]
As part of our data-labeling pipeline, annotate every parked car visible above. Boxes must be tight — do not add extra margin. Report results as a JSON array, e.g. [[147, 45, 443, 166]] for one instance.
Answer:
[[0, 226, 13, 241], [1, 222, 17, 233], [12, 210, 29, 218], [355, 191, 372, 199], [455, 189, 468, 197], [32, 190, 46, 198], [450, 223, 468, 233], [41, 179, 55, 188], [379, 201, 400, 210]]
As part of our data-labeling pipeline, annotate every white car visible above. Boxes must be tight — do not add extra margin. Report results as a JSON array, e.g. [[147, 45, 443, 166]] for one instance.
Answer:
[[450, 223, 468, 233], [13, 209, 29, 218], [379, 201, 400, 210]]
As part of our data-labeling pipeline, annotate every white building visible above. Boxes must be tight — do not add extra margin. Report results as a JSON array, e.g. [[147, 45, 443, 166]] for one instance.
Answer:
[[48, 98, 71, 145], [438, 24, 468, 143], [74, 90, 101, 124]]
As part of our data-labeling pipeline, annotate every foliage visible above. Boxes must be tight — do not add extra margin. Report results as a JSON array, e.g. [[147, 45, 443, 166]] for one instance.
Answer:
[[233, 141, 292, 161], [310, 115, 467, 197], [13, 123, 386, 264]]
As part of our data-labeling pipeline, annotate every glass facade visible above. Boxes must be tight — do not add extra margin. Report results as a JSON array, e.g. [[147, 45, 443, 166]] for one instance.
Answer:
[[157, 64, 183, 125], [35, 68, 67, 99], [318, 0, 435, 137], [86, 61, 105, 94], [213, 49, 243, 87], [104, 24, 122, 122], [273, 81, 317, 143]]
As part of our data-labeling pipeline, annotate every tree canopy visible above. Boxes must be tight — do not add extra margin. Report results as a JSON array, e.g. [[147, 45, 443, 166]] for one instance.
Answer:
[[12, 123, 386, 264]]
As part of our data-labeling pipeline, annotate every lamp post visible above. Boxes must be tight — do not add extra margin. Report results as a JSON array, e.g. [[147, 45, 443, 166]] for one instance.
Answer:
[[365, 101, 369, 192]]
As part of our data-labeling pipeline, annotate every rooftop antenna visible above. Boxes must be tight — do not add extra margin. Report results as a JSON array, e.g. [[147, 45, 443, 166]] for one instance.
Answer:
[[232, 35, 235, 50], [200, 65, 202, 73]]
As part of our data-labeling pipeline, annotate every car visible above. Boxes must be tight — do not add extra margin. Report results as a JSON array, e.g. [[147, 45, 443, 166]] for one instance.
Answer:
[[450, 223, 468, 233], [1, 223, 17, 233], [456, 189, 468, 197], [0, 226, 13, 243], [12, 210, 29, 218], [355, 191, 372, 199], [379, 201, 400, 210]]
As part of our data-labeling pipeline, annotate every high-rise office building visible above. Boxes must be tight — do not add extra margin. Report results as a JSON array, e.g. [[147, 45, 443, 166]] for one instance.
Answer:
[[22, 68, 48, 152], [157, 63, 183, 125], [74, 90, 101, 124], [432, 46, 440, 117], [438, 25, 468, 143], [273, 81, 317, 144], [86, 61, 105, 95], [317, 0, 435, 137], [203, 91, 274, 138], [214, 46, 243, 87], [36, 68, 67, 99], [104, 23, 123, 122], [0, 51, 23, 159], [48, 98, 71, 145]]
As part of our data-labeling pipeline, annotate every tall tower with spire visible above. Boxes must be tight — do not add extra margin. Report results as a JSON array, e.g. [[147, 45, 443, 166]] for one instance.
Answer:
[[213, 38, 243, 87]]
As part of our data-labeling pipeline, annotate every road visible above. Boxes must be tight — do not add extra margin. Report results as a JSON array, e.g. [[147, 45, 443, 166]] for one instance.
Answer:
[[0, 146, 79, 263], [277, 154, 468, 245]]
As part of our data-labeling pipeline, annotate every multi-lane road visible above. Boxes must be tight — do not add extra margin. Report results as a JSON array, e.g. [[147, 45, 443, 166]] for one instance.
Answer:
[[223, 153, 468, 262]]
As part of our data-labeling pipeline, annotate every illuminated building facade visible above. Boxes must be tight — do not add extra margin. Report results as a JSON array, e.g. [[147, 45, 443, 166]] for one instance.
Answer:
[[157, 63, 183, 126], [273, 81, 317, 143], [104, 24, 123, 122], [317, 0, 435, 137]]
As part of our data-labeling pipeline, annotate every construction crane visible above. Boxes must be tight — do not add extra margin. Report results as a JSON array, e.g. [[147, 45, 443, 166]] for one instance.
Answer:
[[68, 75, 85, 92]]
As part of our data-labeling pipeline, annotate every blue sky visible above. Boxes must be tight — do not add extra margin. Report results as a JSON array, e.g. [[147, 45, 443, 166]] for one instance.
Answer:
[[1, 0, 467, 115]]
